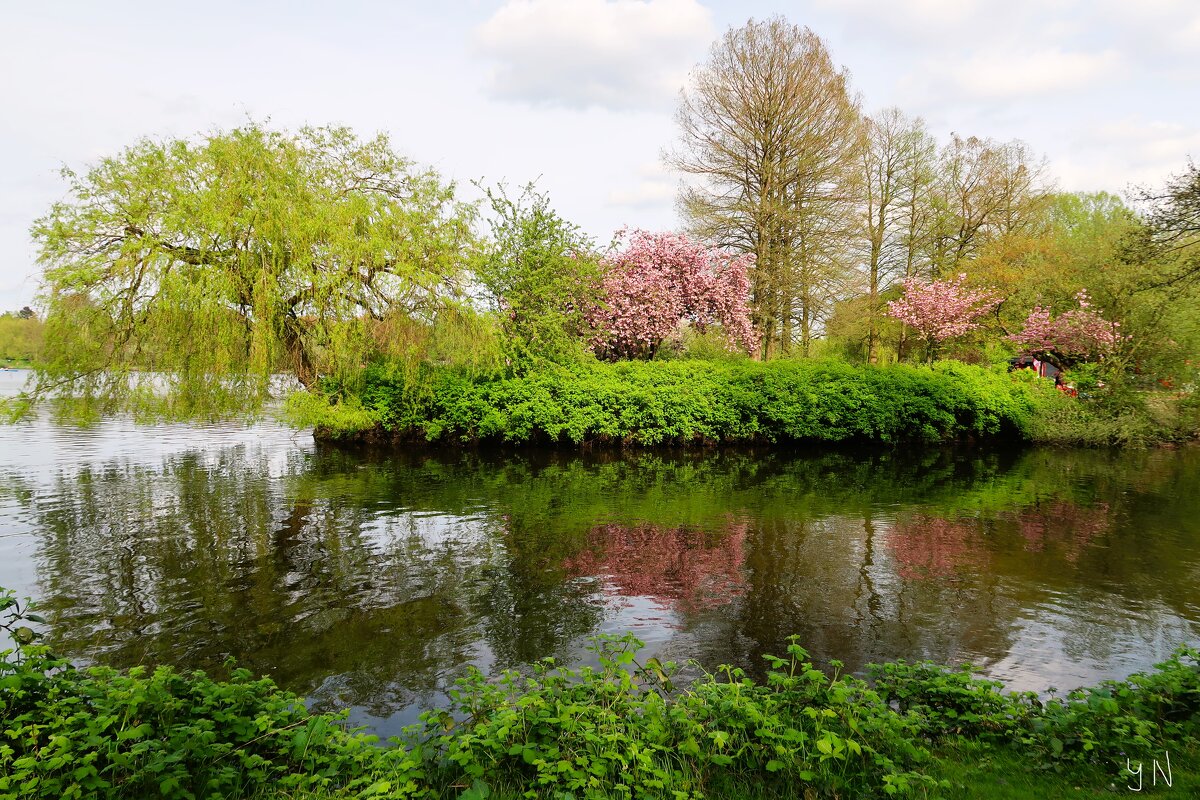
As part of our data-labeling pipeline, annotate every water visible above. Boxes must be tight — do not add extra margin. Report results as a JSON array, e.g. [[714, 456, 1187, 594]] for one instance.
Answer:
[[2, 368, 1199, 737]]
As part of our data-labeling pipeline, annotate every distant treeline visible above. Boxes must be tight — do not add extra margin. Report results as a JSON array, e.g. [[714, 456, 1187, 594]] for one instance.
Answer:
[[0, 309, 40, 365]]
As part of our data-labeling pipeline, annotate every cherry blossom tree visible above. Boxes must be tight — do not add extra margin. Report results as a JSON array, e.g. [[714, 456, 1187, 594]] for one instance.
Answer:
[[885, 274, 1000, 361], [587, 230, 757, 360], [1008, 291, 1121, 369]]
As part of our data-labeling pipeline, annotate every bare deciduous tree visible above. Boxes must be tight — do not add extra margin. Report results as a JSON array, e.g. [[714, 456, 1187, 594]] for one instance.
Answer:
[[858, 108, 936, 362], [668, 17, 861, 357], [928, 135, 1051, 276]]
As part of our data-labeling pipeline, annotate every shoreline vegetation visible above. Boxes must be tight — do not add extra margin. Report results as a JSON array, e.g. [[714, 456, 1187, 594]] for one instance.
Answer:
[[3, 590, 1198, 799], [8, 121, 1200, 443], [293, 360, 1200, 449]]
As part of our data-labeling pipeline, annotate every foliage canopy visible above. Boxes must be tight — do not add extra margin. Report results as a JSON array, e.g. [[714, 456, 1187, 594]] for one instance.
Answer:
[[474, 183, 602, 368], [27, 123, 475, 417]]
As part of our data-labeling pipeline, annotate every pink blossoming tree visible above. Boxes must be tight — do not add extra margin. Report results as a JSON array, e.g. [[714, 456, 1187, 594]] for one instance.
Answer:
[[1008, 290, 1121, 368], [885, 274, 1000, 361], [587, 230, 757, 360]]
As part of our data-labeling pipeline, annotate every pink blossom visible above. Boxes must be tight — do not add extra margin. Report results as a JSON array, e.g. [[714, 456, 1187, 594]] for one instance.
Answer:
[[885, 515, 989, 580], [561, 520, 748, 615], [886, 274, 1000, 354], [587, 229, 757, 360], [1009, 290, 1121, 366]]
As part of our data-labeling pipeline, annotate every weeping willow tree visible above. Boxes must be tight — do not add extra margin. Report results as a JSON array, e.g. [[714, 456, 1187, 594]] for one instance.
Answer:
[[21, 123, 475, 418]]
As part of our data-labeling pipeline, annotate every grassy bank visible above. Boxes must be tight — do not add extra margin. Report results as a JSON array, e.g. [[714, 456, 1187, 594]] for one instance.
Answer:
[[292, 359, 1198, 448], [4, 589, 1198, 799]]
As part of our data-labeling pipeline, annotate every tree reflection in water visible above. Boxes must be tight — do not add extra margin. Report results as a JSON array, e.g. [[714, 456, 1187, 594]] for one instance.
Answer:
[[1010, 501, 1110, 562], [563, 521, 748, 615], [3, 429, 1200, 733], [885, 515, 990, 579]]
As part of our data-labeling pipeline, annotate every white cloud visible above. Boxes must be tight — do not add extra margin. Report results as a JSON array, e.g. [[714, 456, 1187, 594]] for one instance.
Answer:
[[945, 47, 1122, 99], [1052, 119, 1200, 193], [1172, 14, 1200, 48], [815, 0, 987, 37], [607, 180, 674, 208], [894, 45, 1121, 109], [607, 161, 675, 209], [473, 0, 713, 110]]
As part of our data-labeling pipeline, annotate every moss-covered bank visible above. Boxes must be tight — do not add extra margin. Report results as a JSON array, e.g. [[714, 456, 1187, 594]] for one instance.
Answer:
[[293, 359, 1198, 448]]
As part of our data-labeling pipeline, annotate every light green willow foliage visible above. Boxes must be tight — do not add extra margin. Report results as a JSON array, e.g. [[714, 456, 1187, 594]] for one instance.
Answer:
[[474, 183, 604, 367], [25, 123, 476, 419]]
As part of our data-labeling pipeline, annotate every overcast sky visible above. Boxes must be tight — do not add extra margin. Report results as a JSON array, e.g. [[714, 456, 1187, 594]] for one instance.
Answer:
[[3, 0, 1199, 309]]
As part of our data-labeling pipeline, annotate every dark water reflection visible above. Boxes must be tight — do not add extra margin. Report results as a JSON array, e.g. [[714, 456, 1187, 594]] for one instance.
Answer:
[[1, 383, 1198, 735]]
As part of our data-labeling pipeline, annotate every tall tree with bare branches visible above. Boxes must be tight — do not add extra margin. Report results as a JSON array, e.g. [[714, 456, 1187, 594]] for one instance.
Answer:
[[668, 17, 861, 357], [858, 108, 936, 362], [927, 135, 1050, 277]]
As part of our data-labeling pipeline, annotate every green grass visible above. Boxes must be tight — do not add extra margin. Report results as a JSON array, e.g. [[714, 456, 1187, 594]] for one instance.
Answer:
[[930, 741, 1199, 798], [263, 745, 1200, 800]]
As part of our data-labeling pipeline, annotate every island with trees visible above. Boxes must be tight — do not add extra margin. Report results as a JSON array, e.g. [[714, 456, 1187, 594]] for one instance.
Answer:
[[10, 19, 1198, 448], [3, 15, 1200, 800]]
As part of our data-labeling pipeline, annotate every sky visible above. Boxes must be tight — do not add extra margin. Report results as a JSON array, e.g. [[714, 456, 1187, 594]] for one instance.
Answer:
[[2, 0, 1199, 310]]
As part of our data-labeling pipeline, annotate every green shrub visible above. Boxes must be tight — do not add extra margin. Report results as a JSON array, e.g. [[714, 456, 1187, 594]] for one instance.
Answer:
[[305, 359, 1045, 447], [869, 660, 1034, 739], [0, 590, 417, 800], [420, 635, 936, 799], [1019, 648, 1200, 769], [6, 587, 1199, 799]]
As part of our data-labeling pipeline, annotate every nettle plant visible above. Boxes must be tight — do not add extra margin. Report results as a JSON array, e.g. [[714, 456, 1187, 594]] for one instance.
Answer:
[[414, 633, 938, 799], [0, 589, 412, 800], [5, 584, 1200, 799], [0, 590, 62, 706]]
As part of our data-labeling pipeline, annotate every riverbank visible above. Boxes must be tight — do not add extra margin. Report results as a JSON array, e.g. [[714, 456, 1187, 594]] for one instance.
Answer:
[[295, 359, 1199, 448], [3, 589, 1198, 799]]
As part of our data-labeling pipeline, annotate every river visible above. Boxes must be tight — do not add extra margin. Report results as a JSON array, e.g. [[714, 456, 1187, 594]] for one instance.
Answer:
[[2, 368, 1198, 739]]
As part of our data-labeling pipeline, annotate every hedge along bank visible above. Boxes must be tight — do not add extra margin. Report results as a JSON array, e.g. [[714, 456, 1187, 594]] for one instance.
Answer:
[[289, 360, 1052, 447]]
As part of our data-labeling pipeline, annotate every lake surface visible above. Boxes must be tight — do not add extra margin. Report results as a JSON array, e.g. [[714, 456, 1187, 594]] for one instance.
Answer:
[[2, 368, 1199, 738]]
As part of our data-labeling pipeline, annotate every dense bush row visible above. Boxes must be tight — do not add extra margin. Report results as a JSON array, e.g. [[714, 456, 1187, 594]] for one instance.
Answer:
[[295, 360, 1056, 446], [5, 590, 1199, 799]]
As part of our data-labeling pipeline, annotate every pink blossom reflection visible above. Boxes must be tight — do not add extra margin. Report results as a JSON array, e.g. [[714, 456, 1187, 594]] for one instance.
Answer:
[[886, 515, 988, 580], [1009, 501, 1110, 562], [563, 519, 748, 614]]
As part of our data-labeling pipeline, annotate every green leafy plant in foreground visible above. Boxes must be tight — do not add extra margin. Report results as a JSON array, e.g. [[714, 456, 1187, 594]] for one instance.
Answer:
[[418, 635, 936, 799], [0, 590, 419, 800], [3, 587, 1200, 799]]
